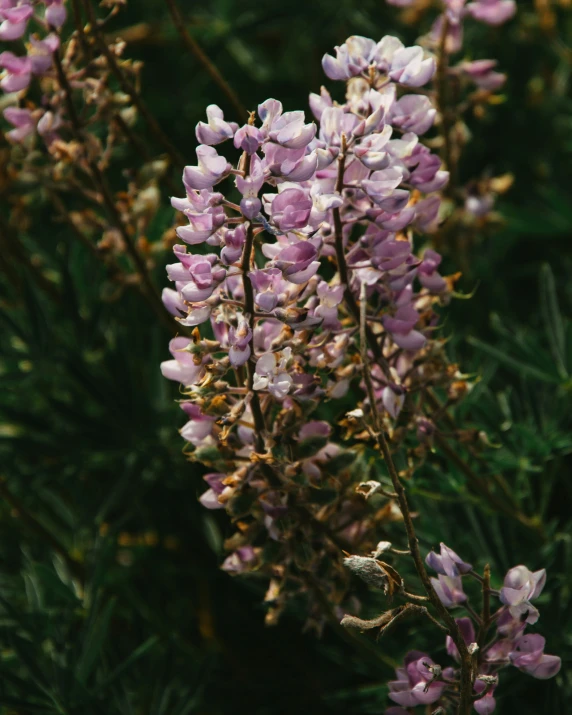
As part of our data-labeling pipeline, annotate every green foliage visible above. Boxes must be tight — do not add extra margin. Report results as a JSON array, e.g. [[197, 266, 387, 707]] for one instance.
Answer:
[[1, 1, 571, 713]]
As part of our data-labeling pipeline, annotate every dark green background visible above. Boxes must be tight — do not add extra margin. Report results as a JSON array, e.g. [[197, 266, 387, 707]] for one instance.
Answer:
[[0, 1, 571, 713]]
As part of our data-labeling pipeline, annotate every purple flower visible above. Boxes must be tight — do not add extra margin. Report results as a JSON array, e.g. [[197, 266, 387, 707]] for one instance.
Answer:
[[473, 678, 497, 714], [3, 106, 34, 142], [0, 4, 33, 41], [37, 109, 62, 144], [309, 86, 332, 121], [426, 542, 473, 577], [362, 167, 405, 206], [383, 304, 426, 351], [388, 651, 446, 707], [221, 546, 257, 574], [162, 288, 187, 317], [273, 240, 320, 285], [0, 51, 32, 92], [195, 104, 237, 145], [509, 635, 561, 680], [459, 60, 506, 90], [248, 268, 284, 312], [28, 34, 60, 75], [234, 123, 264, 154], [418, 249, 447, 292], [495, 607, 527, 639], [446, 617, 476, 661], [314, 281, 344, 329], [183, 145, 231, 190], [322, 35, 380, 81], [414, 196, 442, 233], [269, 188, 313, 231], [177, 303, 212, 327], [466, 0, 516, 26], [382, 384, 405, 419], [389, 46, 436, 88], [221, 224, 246, 265], [499, 565, 546, 624], [391, 95, 436, 135], [160, 337, 205, 386], [180, 403, 216, 446], [267, 110, 316, 150], [44, 0, 66, 28], [253, 349, 293, 400], [431, 574, 467, 607], [199, 473, 226, 510], [228, 313, 252, 367]]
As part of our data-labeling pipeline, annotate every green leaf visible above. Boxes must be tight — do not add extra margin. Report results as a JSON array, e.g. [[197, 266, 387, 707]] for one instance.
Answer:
[[99, 635, 160, 690], [75, 597, 116, 684], [539, 263, 568, 379], [467, 336, 561, 384]]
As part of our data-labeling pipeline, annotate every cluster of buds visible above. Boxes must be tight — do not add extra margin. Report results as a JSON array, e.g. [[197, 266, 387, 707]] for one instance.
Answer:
[[161, 32, 477, 625], [342, 544, 560, 714]]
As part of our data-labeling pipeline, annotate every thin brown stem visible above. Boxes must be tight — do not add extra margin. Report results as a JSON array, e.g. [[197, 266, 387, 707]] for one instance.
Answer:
[[239, 153, 266, 453], [332, 134, 390, 379], [478, 564, 491, 649], [436, 14, 457, 195], [164, 0, 246, 121], [52, 47, 178, 335]]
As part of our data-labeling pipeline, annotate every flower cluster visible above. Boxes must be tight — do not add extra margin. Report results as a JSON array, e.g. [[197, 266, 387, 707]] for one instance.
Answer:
[[0, 0, 171, 301], [162, 32, 468, 622], [1, 0, 67, 142], [342, 543, 560, 714]]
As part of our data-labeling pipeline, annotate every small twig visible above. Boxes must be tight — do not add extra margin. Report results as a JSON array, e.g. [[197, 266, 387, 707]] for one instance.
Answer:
[[477, 564, 491, 649], [164, 0, 246, 121], [305, 573, 397, 669], [239, 152, 266, 454]]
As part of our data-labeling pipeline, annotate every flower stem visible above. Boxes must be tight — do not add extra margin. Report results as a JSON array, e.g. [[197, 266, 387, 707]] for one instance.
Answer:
[[164, 0, 246, 121], [358, 282, 473, 715]]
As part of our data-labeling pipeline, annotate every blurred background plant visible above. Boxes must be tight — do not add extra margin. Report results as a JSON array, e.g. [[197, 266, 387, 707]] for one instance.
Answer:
[[0, 0, 571, 713]]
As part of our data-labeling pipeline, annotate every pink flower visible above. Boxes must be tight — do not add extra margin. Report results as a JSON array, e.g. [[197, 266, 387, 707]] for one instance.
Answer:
[[44, 0, 67, 28], [509, 635, 561, 680], [179, 404, 216, 446], [195, 104, 237, 145], [160, 337, 205, 386], [3, 106, 35, 142], [0, 51, 32, 92], [0, 4, 33, 41], [431, 574, 467, 607], [388, 652, 446, 707], [500, 565, 546, 624], [183, 145, 231, 190]]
